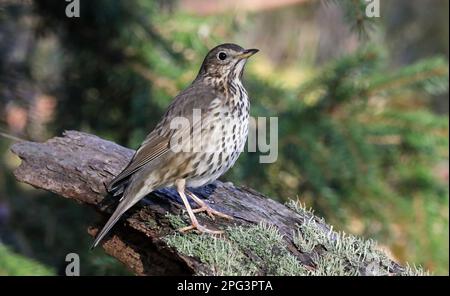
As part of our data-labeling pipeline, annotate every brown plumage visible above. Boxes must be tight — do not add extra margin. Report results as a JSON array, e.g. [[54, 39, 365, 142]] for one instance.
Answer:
[[92, 43, 258, 248]]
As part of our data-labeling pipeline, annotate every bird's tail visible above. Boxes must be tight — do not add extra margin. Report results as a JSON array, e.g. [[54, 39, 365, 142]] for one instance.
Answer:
[[91, 194, 141, 249]]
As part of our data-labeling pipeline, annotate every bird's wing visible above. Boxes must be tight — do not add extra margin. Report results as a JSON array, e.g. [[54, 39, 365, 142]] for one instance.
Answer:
[[107, 133, 169, 192], [107, 83, 218, 192]]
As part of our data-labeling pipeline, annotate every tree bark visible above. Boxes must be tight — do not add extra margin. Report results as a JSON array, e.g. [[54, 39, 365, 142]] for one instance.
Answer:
[[10, 130, 405, 276]]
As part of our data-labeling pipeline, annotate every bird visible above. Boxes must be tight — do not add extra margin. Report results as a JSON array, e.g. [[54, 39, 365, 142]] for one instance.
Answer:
[[92, 43, 258, 248]]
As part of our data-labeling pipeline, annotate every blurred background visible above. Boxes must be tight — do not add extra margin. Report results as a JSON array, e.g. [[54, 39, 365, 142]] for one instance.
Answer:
[[0, 0, 448, 275]]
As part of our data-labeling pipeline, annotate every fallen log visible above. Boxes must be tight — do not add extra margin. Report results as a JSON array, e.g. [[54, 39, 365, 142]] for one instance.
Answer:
[[11, 130, 412, 276]]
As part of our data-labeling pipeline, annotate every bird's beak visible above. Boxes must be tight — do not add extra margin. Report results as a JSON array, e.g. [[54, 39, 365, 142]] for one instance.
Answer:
[[238, 48, 259, 59]]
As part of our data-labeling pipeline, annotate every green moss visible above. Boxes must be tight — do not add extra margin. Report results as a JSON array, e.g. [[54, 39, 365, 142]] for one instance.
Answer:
[[286, 199, 315, 217], [164, 203, 430, 276], [165, 212, 188, 229], [274, 252, 308, 276], [164, 222, 307, 275], [401, 264, 430, 276], [311, 253, 356, 276], [293, 215, 407, 275], [146, 218, 159, 230], [228, 223, 308, 275], [286, 198, 418, 275], [165, 232, 257, 276], [293, 228, 316, 253]]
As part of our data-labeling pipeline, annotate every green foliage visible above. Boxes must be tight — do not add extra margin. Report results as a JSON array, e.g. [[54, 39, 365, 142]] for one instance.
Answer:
[[236, 45, 448, 204], [0, 244, 55, 275], [322, 0, 379, 39]]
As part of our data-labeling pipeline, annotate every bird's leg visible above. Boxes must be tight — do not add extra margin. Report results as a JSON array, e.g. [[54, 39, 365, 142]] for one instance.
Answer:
[[175, 179, 223, 235], [187, 190, 233, 220]]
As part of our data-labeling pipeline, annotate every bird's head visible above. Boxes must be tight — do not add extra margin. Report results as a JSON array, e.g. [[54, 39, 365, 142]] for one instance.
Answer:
[[196, 43, 259, 83]]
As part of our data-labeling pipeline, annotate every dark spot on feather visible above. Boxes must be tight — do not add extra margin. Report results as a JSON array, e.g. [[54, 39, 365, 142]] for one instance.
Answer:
[[207, 154, 214, 165]]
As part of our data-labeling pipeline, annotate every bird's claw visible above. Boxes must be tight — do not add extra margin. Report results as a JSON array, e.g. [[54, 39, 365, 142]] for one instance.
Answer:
[[178, 223, 224, 235], [192, 206, 233, 220]]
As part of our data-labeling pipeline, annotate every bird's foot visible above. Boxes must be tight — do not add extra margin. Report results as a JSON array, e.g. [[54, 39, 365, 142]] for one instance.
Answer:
[[178, 222, 223, 235], [186, 190, 233, 220], [192, 205, 233, 220]]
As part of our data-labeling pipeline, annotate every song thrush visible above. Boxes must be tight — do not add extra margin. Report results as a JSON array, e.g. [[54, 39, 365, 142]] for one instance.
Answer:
[[92, 43, 258, 248]]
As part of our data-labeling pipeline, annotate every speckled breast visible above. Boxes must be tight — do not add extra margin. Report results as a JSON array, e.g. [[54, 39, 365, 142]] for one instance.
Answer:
[[186, 87, 250, 188]]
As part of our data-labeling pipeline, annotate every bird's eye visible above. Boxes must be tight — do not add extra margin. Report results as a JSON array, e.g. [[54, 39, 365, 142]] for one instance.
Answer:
[[218, 52, 227, 61]]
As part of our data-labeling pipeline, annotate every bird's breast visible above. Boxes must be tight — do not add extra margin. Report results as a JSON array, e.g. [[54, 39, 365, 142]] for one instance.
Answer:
[[184, 86, 250, 188]]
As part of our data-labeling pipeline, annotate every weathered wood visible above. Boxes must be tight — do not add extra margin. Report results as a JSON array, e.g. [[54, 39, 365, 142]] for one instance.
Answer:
[[10, 130, 405, 275]]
